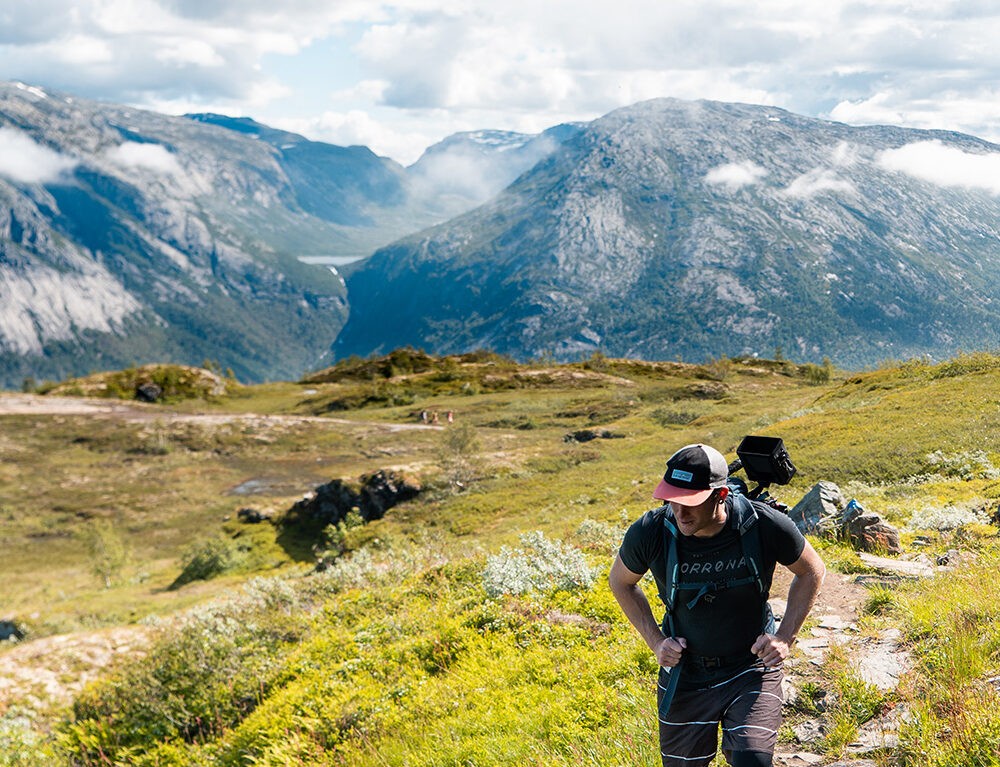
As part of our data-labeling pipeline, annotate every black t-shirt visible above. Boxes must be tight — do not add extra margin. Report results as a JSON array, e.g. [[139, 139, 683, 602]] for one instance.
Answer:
[[618, 497, 805, 682]]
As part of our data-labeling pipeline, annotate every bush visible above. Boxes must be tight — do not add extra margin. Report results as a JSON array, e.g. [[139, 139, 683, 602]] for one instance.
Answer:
[[0, 709, 55, 767], [923, 450, 1000, 480], [650, 407, 702, 426], [60, 596, 305, 763], [482, 532, 596, 597], [172, 537, 248, 588], [908, 504, 987, 532]]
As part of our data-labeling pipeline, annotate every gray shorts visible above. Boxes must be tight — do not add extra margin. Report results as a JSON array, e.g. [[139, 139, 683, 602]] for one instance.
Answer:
[[657, 663, 783, 766]]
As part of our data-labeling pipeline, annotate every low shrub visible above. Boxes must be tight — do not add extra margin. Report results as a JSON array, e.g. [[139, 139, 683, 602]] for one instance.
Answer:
[[482, 532, 596, 597], [0, 709, 55, 767], [60, 594, 306, 764], [172, 537, 248, 588]]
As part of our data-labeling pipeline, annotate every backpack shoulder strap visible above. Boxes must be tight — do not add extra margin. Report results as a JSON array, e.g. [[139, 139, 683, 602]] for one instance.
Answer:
[[659, 505, 680, 632], [731, 494, 765, 595]]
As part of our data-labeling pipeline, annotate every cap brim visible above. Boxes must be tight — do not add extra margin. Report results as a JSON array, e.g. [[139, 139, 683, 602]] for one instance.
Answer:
[[653, 479, 714, 505]]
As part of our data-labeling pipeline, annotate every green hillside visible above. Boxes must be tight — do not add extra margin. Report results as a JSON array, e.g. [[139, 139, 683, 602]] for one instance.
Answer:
[[3, 352, 1000, 765]]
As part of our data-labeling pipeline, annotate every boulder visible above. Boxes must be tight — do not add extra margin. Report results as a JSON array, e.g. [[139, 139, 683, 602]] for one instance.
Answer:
[[135, 382, 163, 402], [563, 428, 624, 443], [237, 507, 273, 524], [788, 481, 844, 534], [284, 469, 421, 529], [840, 500, 902, 554], [789, 484, 902, 554], [356, 469, 422, 521], [0, 619, 25, 641]]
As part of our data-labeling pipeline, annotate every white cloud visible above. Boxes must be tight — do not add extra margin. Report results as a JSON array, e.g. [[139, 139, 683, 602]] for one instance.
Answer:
[[280, 109, 437, 163], [155, 38, 225, 67], [705, 161, 768, 191], [830, 141, 859, 166], [5, 1, 1000, 163], [106, 142, 183, 175], [782, 168, 856, 198], [0, 128, 77, 184], [877, 140, 1000, 194]]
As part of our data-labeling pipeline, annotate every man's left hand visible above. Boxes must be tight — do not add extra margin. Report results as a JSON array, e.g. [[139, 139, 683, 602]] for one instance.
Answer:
[[750, 633, 791, 667]]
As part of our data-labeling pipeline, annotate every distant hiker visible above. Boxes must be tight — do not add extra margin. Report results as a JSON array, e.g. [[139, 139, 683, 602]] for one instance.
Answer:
[[609, 443, 825, 767], [431, 411, 439, 425], [420, 410, 428, 424], [446, 410, 454, 424]]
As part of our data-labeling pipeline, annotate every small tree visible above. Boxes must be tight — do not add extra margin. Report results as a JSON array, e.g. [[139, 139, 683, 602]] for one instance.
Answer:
[[439, 421, 482, 492], [84, 519, 130, 589]]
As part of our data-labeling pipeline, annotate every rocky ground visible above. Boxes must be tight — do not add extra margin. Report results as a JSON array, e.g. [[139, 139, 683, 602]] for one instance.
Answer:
[[771, 563, 913, 767]]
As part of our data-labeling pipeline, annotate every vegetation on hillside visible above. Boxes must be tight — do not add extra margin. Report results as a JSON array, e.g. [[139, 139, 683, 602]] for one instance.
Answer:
[[3, 350, 1000, 765]]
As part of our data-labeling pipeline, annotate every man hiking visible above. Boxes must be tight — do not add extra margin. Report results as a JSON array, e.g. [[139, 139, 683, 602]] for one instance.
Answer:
[[609, 443, 825, 767]]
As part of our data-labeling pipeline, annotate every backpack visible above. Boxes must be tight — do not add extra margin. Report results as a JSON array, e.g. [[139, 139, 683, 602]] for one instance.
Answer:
[[657, 492, 771, 718], [660, 492, 766, 636]]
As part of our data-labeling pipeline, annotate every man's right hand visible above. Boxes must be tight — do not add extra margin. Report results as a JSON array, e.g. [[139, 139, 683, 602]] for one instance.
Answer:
[[653, 636, 687, 667]]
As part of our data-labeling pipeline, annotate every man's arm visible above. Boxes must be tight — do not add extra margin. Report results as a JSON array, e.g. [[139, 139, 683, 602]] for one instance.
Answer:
[[609, 554, 686, 667], [751, 539, 826, 666]]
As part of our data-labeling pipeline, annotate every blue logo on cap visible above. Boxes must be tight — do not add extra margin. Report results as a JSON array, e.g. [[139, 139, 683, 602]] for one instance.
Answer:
[[670, 469, 694, 483]]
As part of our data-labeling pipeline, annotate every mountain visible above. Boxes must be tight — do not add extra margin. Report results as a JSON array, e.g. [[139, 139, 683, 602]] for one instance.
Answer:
[[0, 81, 576, 387], [335, 98, 1000, 367], [406, 124, 584, 219]]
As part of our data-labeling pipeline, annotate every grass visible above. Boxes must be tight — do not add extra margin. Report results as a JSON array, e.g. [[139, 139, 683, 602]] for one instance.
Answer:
[[6, 351, 1000, 765]]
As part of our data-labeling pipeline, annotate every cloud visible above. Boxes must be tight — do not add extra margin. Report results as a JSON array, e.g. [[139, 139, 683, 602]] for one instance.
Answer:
[[877, 140, 1000, 194], [782, 168, 855, 198], [0, 128, 77, 184], [105, 141, 183, 175], [705, 161, 768, 191], [6, 1, 1000, 164]]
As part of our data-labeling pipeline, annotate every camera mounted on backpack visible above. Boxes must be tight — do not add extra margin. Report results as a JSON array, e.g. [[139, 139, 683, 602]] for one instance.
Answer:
[[726, 435, 796, 509]]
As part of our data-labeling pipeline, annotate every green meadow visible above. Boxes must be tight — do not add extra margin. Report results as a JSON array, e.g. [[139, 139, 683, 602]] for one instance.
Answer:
[[3, 350, 1000, 766]]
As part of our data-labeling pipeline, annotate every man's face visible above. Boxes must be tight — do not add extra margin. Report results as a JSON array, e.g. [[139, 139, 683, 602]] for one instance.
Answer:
[[669, 491, 726, 537]]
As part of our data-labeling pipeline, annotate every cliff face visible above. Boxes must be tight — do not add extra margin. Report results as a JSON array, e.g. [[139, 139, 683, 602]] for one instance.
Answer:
[[335, 99, 1000, 367]]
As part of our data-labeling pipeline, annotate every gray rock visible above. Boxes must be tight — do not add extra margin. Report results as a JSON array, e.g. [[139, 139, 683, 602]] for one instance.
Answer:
[[788, 481, 844, 534], [793, 719, 826, 744], [135, 382, 163, 403], [841, 501, 902, 554], [846, 704, 910, 755], [855, 628, 911, 691], [563, 428, 624, 443], [237, 507, 273, 524]]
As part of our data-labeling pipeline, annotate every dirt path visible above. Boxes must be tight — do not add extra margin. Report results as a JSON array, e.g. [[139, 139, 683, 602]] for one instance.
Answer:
[[0, 392, 441, 432], [770, 564, 911, 767]]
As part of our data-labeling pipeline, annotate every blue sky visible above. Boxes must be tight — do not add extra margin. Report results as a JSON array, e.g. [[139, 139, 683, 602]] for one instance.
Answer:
[[3, 0, 1000, 164]]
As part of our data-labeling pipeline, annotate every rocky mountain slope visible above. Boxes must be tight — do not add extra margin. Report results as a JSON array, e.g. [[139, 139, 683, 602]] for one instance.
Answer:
[[0, 81, 380, 385], [0, 81, 577, 387], [336, 98, 1000, 367], [406, 124, 584, 219]]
